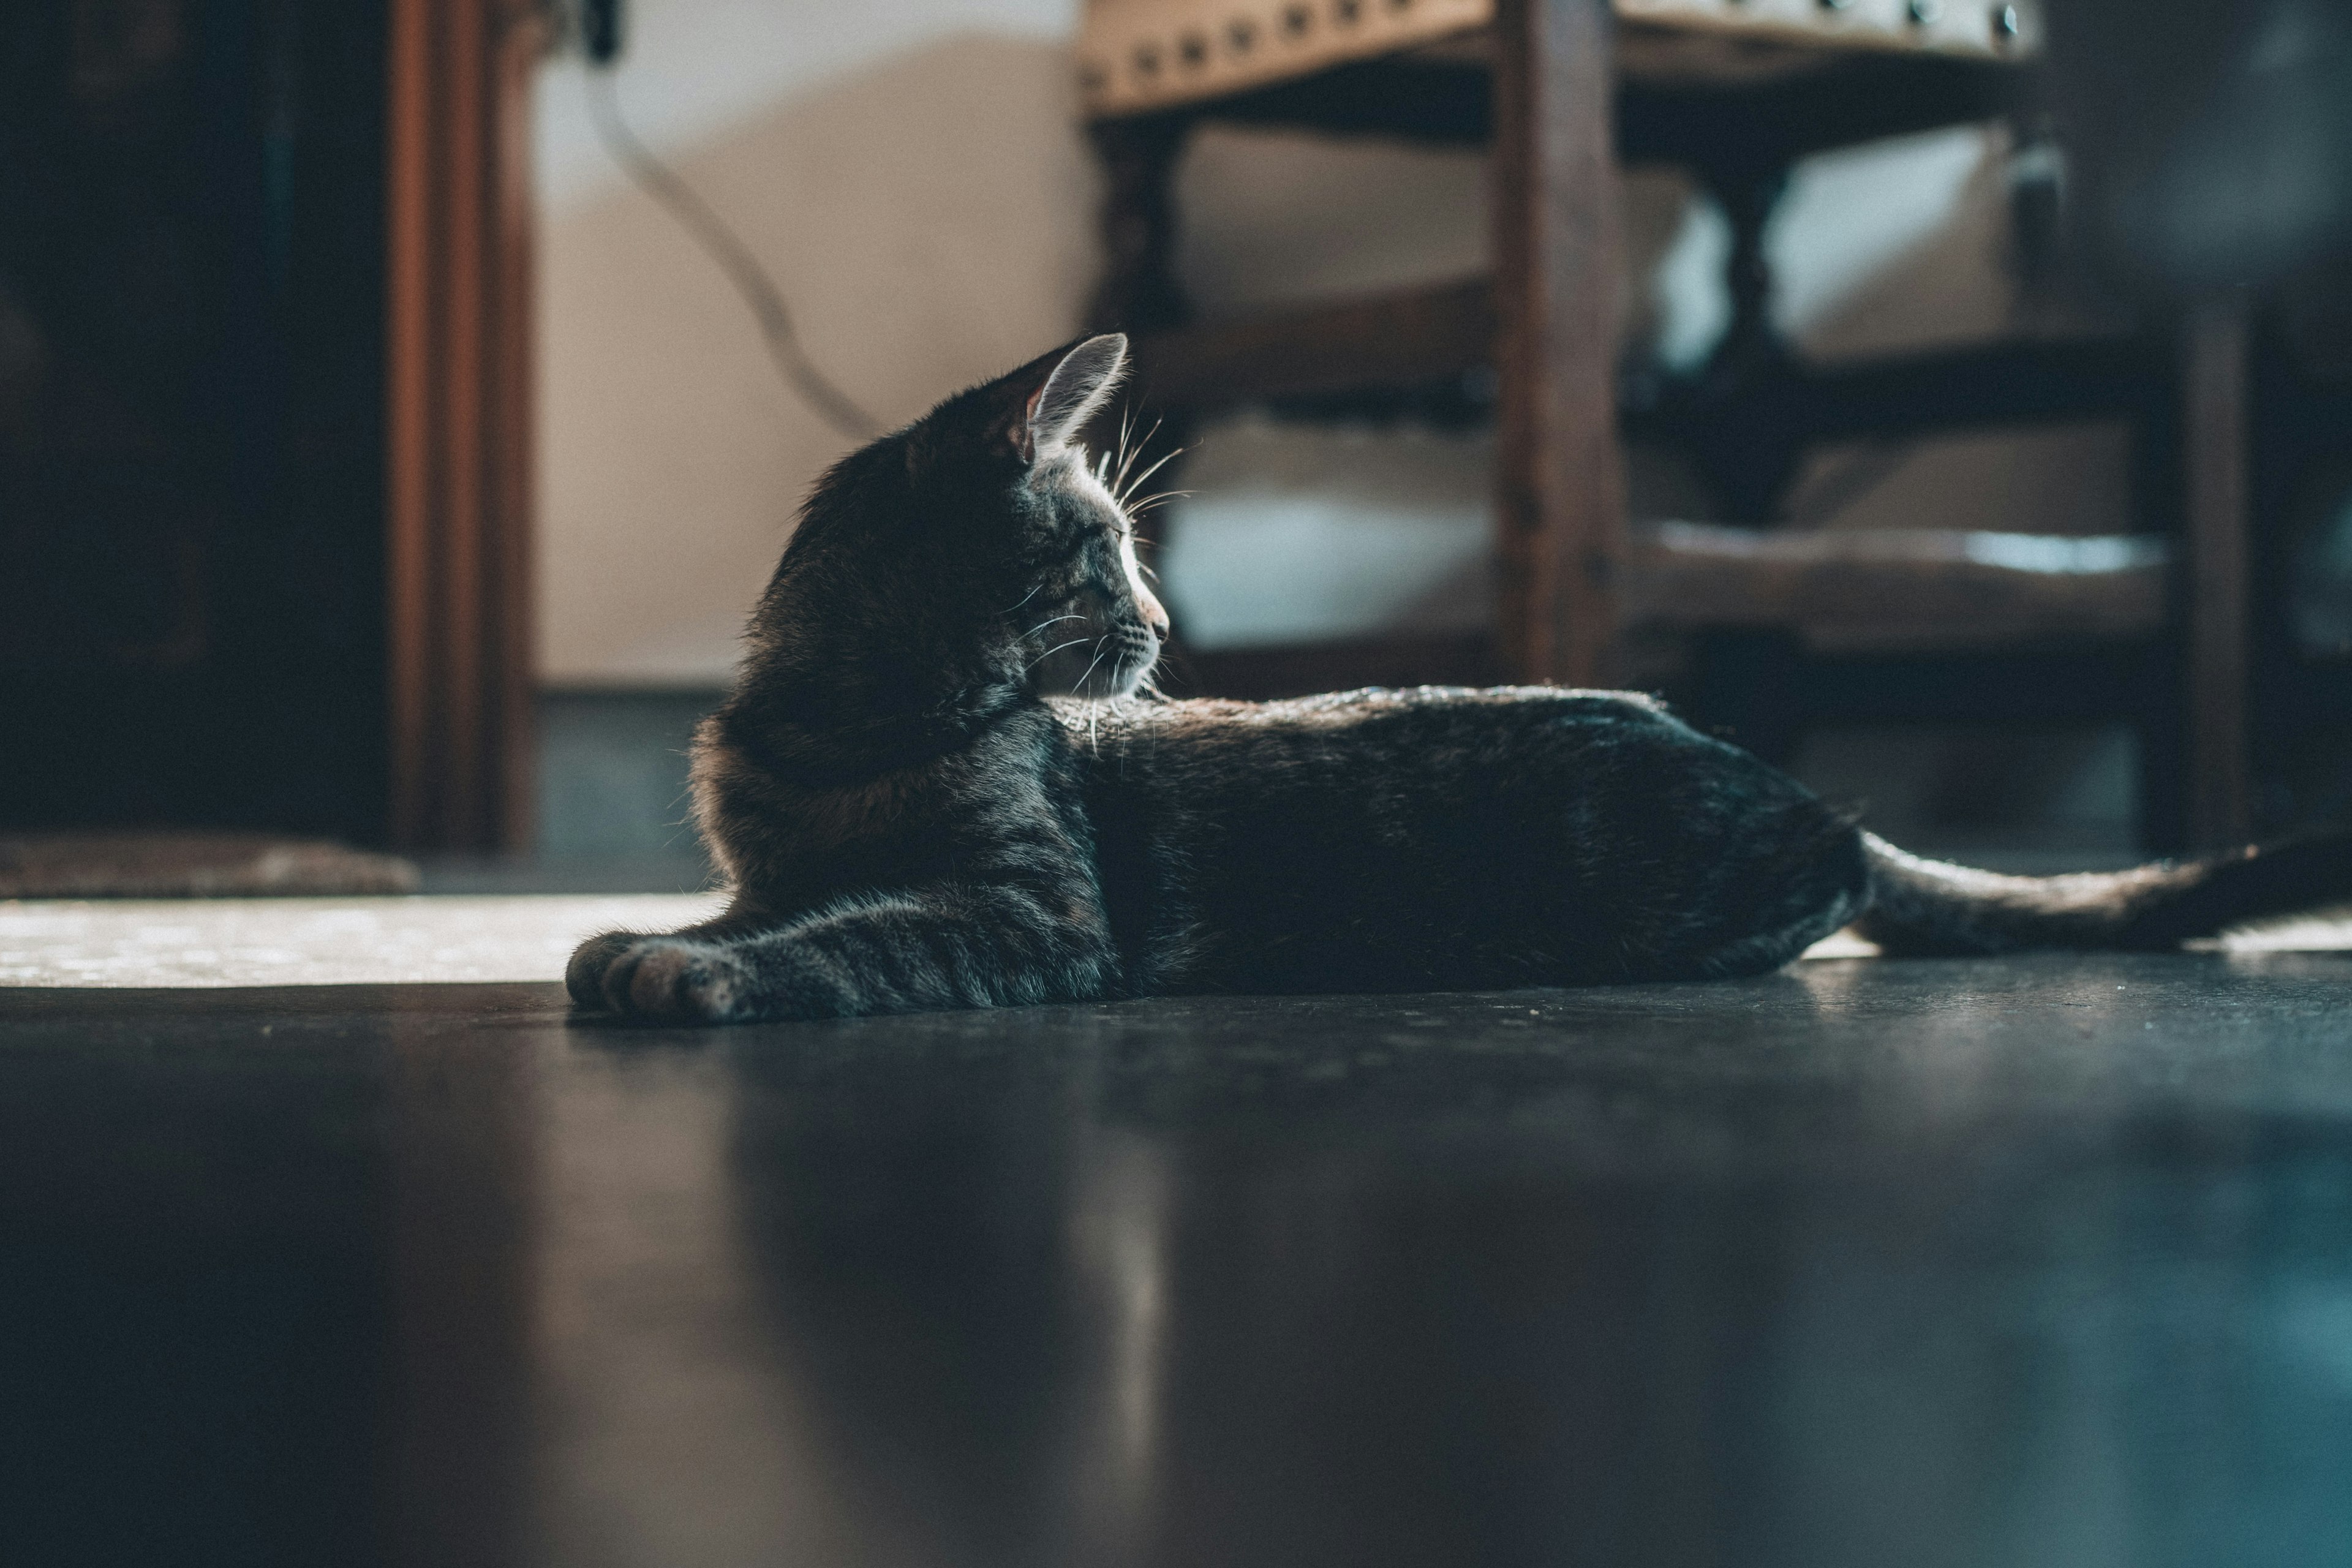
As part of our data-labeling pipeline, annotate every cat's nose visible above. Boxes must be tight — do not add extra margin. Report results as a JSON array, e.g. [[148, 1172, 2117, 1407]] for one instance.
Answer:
[[1135, 582, 1170, 640]]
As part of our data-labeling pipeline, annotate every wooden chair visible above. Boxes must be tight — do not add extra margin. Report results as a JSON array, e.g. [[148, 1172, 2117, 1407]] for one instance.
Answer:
[[1077, 0, 2252, 851]]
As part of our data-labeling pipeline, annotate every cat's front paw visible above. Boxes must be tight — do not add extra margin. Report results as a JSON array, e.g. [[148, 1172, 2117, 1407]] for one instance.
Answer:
[[573, 934, 754, 1023], [566, 929, 639, 1009]]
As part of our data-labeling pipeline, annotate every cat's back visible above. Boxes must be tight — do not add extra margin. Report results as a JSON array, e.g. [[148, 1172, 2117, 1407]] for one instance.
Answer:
[[1066, 685, 1855, 991], [1072, 684, 1687, 788]]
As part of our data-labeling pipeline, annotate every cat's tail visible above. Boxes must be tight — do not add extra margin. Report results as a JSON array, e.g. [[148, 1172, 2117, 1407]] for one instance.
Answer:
[[1852, 829, 2352, 956]]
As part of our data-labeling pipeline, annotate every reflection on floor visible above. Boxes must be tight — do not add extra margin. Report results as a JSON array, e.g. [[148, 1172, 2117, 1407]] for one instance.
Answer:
[[3, 954, 2350, 1567]]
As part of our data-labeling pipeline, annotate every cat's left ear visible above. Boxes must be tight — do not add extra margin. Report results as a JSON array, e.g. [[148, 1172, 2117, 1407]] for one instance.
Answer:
[[993, 334, 1128, 465]]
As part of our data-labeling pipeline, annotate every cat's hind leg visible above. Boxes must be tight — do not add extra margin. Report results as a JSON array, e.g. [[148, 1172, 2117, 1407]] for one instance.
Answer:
[[570, 883, 1121, 1024], [1642, 812, 1872, 981]]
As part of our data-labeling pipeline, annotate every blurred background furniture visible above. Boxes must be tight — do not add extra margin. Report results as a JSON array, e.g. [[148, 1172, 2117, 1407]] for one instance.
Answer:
[[2043, 0, 2352, 845], [1076, 0, 2245, 848], [6, 0, 2340, 871]]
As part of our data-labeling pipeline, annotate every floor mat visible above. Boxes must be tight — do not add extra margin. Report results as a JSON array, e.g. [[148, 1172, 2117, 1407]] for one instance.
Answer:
[[0, 832, 420, 899]]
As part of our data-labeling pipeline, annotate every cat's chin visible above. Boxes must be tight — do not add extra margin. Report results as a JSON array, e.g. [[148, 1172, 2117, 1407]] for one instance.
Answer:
[[1041, 655, 1157, 704], [1097, 643, 1161, 699], [1030, 635, 1159, 702]]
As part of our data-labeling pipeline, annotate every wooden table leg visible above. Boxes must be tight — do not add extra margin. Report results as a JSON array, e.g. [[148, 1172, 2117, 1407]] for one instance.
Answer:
[[1087, 115, 1191, 337], [2183, 302, 2253, 848], [1492, 0, 1626, 688]]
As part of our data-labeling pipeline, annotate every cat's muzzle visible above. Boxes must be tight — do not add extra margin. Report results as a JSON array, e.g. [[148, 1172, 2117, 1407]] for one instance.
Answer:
[[1031, 619, 1159, 698]]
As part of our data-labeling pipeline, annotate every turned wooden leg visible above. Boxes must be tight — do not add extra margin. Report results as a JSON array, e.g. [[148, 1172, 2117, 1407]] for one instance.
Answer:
[[1086, 113, 1192, 337], [1492, 0, 1627, 688], [1084, 111, 1199, 687], [2183, 301, 2253, 848], [1695, 159, 1806, 524]]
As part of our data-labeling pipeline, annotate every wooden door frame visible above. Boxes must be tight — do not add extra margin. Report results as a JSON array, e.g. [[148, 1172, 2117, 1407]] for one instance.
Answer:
[[386, 0, 542, 852]]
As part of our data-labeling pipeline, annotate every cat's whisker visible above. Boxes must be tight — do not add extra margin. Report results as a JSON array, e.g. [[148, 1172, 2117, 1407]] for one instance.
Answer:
[[1109, 421, 1139, 494], [1111, 416, 1164, 498], [1000, 581, 1047, 616], [1072, 635, 1112, 698], [1023, 635, 1093, 673], [1115, 446, 1183, 508], [1019, 613, 1085, 641], [1107, 405, 1138, 487], [1124, 489, 1189, 519], [1099, 431, 1125, 493], [1099, 406, 1126, 479]]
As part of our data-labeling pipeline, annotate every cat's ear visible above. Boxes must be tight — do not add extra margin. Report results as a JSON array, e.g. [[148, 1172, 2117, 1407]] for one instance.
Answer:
[[991, 334, 1128, 464]]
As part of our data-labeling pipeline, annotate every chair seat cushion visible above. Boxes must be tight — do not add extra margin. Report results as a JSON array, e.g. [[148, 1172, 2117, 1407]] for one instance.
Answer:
[[1081, 0, 2038, 118]]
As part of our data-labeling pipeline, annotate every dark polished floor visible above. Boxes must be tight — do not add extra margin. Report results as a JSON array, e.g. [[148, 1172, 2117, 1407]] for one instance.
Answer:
[[4, 954, 2351, 1568]]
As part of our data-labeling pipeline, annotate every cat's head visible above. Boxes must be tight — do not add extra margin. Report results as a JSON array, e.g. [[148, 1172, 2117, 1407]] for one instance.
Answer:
[[919, 333, 1167, 701], [767, 334, 1169, 708]]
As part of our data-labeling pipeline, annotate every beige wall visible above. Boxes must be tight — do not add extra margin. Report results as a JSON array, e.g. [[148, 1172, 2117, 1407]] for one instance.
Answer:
[[537, 13, 1091, 687]]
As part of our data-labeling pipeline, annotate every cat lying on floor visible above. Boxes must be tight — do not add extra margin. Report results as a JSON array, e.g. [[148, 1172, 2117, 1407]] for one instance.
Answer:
[[568, 335, 2351, 1023]]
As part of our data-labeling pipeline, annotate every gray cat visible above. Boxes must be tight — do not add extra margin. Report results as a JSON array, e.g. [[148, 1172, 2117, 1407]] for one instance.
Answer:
[[569, 336, 2350, 1023]]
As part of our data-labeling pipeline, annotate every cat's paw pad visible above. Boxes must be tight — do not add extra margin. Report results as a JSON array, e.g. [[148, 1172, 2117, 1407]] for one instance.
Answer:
[[600, 937, 753, 1023]]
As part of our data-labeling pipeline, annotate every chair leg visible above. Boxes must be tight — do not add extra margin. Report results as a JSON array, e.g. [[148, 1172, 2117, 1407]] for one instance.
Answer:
[[1085, 112, 1200, 688], [1691, 630, 1809, 766], [1492, 0, 1627, 688], [2136, 638, 2190, 858], [1087, 115, 1191, 337], [2183, 303, 2253, 848], [1691, 160, 1808, 525]]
